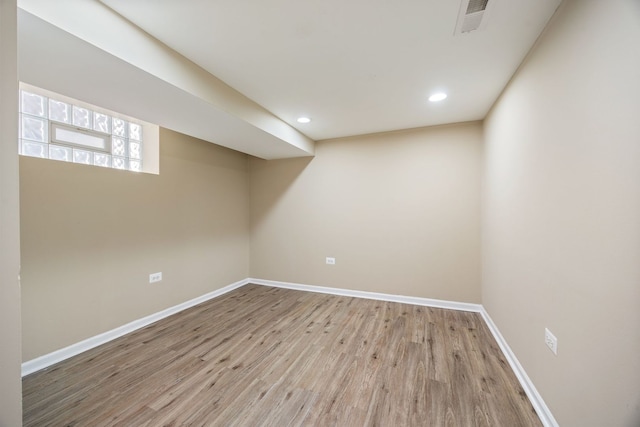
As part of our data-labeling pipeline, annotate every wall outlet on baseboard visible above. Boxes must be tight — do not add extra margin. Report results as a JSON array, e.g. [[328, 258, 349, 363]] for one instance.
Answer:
[[149, 272, 162, 283], [544, 328, 557, 355], [326, 257, 336, 265]]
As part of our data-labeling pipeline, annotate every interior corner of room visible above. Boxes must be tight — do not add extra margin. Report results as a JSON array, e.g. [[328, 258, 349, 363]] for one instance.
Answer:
[[3, 0, 640, 426]]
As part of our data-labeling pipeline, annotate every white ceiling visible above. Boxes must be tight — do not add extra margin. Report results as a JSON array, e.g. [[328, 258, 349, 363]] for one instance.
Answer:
[[101, 0, 561, 141], [18, 0, 561, 158], [17, 8, 314, 160]]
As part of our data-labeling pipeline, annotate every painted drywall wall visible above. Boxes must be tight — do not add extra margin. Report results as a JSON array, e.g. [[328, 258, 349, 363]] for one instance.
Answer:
[[21, 128, 250, 361], [250, 122, 482, 303], [0, 0, 23, 424], [482, 0, 640, 425]]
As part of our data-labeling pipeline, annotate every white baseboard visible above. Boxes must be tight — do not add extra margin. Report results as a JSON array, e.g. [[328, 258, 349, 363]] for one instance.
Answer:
[[480, 308, 558, 427], [21, 278, 250, 377], [248, 278, 483, 313], [21, 276, 557, 426]]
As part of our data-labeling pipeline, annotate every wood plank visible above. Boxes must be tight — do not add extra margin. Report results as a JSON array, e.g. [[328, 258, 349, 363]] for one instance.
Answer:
[[23, 284, 542, 426]]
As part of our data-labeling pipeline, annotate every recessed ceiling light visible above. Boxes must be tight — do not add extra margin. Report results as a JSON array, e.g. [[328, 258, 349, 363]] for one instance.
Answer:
[[429, 93, 447, 102], [297, 117, 311, 124]]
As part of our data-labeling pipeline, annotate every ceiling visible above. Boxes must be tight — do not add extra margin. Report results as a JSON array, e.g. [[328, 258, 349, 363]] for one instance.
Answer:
[[18, 0, 561, 158], [101, 0, 561, 141]]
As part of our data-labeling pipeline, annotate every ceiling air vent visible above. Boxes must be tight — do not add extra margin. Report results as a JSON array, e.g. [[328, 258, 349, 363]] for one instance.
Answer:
[[454, 0, 494, 34]]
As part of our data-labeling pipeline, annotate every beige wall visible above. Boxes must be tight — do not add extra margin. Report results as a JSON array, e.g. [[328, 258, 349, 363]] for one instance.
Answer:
[[0, 0, 23, 424], [21, 128, 250, 361], [250, 123, 482, 303], [482, 0, 640, 425], [19, 2, 640, 425]]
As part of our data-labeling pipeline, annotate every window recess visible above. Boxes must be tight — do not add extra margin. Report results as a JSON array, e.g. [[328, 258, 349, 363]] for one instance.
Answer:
[[18, 83, 157, 174]]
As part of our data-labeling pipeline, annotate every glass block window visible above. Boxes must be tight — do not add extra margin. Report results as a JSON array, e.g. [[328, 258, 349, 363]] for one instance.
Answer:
[[19, 89, 143, 172]]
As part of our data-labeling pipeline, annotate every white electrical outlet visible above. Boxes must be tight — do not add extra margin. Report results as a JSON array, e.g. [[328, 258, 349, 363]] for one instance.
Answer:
[[326, 257, 336, 265], [149, 272, 162, 283], [545, 328, 558, 355]]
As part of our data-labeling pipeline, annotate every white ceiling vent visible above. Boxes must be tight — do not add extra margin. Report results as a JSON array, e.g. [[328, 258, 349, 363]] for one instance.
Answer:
[[455, 0, 495, 34]]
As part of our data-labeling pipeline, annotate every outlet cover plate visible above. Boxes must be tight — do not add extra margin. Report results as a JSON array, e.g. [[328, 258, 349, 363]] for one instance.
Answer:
[[545, 328, 558, 355], [326, 257, 336, 265], [149, 272, 162, 283]]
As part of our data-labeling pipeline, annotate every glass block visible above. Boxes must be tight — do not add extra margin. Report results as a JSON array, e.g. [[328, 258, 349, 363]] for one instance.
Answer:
[[72, 106, 92, 129], [73, 149, 93, 165], [49, 144, 72, 162], [112, 118, 126, 137], [21, 91, 47, 117], [129, 142, 141, 159], [129, 123, 142, 141], [113, 157, 127, 170], [21, 115, 47, 142], [93, 113, 111, 134], [20, 140, 48, 158], [128, 160, 141, 172], [112, 137, 127, 157], [49, 99, 71, 123], [94, 153, 112, 168]]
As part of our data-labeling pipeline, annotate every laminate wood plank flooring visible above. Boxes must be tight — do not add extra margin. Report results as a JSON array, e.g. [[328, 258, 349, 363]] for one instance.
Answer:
[[23, 284, 542, 426]]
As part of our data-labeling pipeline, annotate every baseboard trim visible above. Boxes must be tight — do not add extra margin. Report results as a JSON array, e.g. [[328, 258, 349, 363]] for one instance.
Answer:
[[480, 308, 558, 427], [21, 278, 250, 377], [248, 278, 483, 313]]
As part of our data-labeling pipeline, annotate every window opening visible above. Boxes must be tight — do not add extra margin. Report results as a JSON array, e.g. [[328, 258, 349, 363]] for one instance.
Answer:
[[19, 87, 145, 173]]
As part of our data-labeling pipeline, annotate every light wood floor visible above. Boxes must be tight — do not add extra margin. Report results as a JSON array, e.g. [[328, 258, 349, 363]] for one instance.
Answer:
[[23, 284, 542, 426]]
